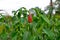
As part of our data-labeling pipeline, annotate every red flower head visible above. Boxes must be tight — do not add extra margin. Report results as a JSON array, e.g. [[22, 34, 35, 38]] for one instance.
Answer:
[[28, 13, 32, 23]]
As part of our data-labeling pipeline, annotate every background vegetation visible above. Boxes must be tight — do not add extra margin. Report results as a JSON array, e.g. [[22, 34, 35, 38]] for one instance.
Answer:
[[0, 0, 60, 40]]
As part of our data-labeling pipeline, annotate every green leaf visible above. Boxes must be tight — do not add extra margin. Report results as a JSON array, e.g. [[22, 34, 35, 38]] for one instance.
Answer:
[[10, 30, 17, 39], [12, 35, 17, 40], [23, 31, 31, 40], [40, 14, 50, 25], [43, 28, 54, 39], [5, 24, 10, 31], [0, 30, 7, 40]]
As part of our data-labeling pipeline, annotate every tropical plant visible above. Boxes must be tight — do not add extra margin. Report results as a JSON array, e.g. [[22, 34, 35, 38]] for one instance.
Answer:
[[0, 7, 60, 40]]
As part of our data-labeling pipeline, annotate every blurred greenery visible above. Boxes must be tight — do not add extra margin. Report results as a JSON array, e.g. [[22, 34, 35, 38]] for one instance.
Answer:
[[0, 6, 60, 40]]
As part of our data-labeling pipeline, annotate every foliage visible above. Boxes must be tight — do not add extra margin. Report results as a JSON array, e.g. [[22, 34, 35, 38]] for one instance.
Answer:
[[0, 7, 60, 40]]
